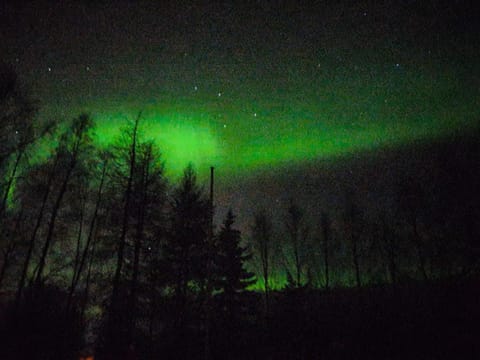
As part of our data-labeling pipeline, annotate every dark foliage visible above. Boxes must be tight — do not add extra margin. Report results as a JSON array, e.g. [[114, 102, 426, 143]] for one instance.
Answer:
[[0, 285, 84, 360], [214, 209, 255, 321]]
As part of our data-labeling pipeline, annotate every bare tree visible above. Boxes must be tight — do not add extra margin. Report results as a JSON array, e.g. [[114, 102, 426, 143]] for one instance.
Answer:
[[105, 112, 141, 354], [284, 201, 309, 288], [14, 154, 59, 309], [251, 209, 273, 314], [398, 177, 429, 280], [34, 114, 94, 284], [380, 212, 397, 284], [320, 211, 331, 289], [345, 192, 362, 287], [0, 206, 23, 289], [66, 154, 109, 313], [126, 141, 166, 344]]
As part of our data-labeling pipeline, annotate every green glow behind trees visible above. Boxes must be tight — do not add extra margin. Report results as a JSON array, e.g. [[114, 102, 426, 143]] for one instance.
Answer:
[[78, 59, 479, 179]]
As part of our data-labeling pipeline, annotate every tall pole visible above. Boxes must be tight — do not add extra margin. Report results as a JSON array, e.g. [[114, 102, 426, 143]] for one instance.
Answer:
[[209, 166, 214, 239], [205, 166, 214, 360]]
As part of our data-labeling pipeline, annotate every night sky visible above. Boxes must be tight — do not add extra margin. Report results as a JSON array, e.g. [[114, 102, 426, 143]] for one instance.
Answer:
[[1, 0, 479, 229]]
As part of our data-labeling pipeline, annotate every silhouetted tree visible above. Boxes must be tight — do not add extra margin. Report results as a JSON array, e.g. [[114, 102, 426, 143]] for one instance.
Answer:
[[380, 212, 397, 284], [99, 113, 143, 358], [251, 209, 273, 314], [320, 211, 331, 289], [215, 209, 255, 320], [0, 65, 36, 170], [345, 192, 362, 287], [163, 164, 209, 319], [66, 152, 109, 313], [0, 206, 23, 289], [34, 113, 94, 284], [398, 176, 429, 280], [284, 201, 309, 288], [0, 66, 54, 217], [126, 140, 166, 344], [14, 153, 60, 310]]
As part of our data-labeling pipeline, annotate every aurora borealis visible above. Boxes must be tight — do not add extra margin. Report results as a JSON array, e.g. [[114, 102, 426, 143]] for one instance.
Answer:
[[1, 0, 479, 259], [2, 1, 479, 180], [107, 58, 478, 176], [2, 5, 480, 357]]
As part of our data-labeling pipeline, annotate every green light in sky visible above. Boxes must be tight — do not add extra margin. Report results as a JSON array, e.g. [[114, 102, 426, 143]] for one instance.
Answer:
[[93, 111, 219, 176], [70, 59, 479, 180]]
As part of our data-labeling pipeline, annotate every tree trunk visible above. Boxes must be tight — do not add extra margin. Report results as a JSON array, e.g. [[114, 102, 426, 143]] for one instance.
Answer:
[[262, 239, 270, 315], [34, 154, 77, 284], [15, 155, 58, 309], [412, 216, 428, 280], [0, 149, 23, 218], [321, 212, 330, 290], [71, 195, 86, 284], [127, 152, 148, 344], [66, 160, 107, 312], [81, 224, 98, 321], [294, 235, 301, 287], [0, 207, 23, 289], [108, 113, 140, 348], [0, 244, 14, 289], [352, 234, 361, 287], [382, 215, 397, 284]]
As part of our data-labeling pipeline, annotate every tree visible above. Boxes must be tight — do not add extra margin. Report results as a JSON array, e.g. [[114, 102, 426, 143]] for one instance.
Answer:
[[100, 113, 142, 358], [126, 140, 166, 344], [345, 192, 362, 287], [215, 209, 255, 320], [66, 152, 109, 313], [0, 205, 23, 289], [380, 212, 397, 284], [0, 65, 36, 170], [0, 66, 55, 206], [14, 153, 60, 310], [34, 113, 94, 284], [320, 211, 331, 289], [251, 209, 273, 314], [163, 164, 210, 322], [284, 201, 309, 288], [397, 176, 429, 280]]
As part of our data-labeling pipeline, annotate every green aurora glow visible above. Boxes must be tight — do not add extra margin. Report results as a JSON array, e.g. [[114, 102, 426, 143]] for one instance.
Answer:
[[3, 1, 480, 292], [82, 59, 479, 178]]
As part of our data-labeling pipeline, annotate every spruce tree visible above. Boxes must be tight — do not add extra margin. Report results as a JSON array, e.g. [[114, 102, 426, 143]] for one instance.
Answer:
[[163, 164, 210, 327], [215, 209, 255, 320]]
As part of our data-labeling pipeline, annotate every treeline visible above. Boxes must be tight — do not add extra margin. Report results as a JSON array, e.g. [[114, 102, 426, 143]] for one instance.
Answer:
[[0, 68, 257, 359], [1, 66, 479, 359]]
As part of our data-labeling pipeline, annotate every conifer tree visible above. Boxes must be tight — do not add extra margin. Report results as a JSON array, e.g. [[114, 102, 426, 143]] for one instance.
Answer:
[[163, 164, 210, 327], [215, 209, 255, 319]]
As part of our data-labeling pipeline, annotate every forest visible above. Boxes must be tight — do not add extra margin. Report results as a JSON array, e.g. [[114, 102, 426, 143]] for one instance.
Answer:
[[1, 65, 480, 359]]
